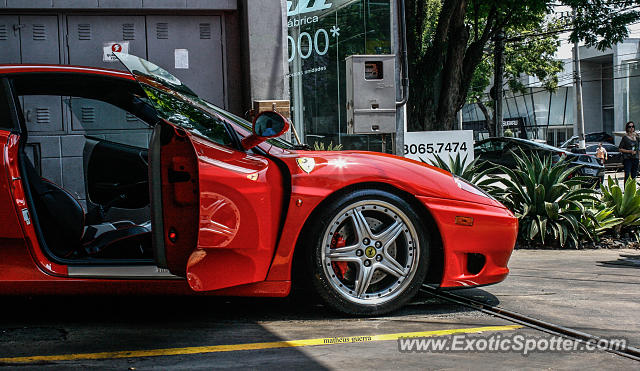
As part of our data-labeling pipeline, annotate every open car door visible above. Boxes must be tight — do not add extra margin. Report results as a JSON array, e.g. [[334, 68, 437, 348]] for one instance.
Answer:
[[115, 53, 285, 291]]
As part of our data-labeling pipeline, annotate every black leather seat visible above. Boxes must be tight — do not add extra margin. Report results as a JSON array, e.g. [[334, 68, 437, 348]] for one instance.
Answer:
[[24, 159, 150, 259]]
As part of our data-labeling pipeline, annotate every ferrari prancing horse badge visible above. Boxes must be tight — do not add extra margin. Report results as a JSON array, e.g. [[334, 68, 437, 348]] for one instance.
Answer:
[[296, 157, 315, 174]]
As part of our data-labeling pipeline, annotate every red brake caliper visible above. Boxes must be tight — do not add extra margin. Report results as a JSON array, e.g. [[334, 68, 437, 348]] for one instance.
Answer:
[[330, 234, 349, 280]]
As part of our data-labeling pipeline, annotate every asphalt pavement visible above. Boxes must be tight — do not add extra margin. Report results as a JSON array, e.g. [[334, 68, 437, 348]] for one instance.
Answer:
[[0, 248, 638, 369], [456, 248, 640, 347]]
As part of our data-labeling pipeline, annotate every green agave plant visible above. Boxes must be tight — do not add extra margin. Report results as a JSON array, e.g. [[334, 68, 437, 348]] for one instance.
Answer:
[[313, 141, 343, 151], [600, 176, 640, 239], [424, 152, 492, 184], [581, 203, 623, 242], [478, 150, 599, 248]]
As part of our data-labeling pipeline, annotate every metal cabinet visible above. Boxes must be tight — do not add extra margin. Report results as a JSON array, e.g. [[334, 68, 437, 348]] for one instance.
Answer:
[[2, 14, 227, 107], [146, 15, 225, 106], [0, 15, 20, 64], [20, 16, 61, 64], [66, 15, 147, 70], [1, 12, 228, 207], [15, 16, 64, 133]]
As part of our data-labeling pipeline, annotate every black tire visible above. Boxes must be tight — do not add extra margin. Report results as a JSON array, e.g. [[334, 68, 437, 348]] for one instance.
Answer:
[[305, 189, 430, 316]]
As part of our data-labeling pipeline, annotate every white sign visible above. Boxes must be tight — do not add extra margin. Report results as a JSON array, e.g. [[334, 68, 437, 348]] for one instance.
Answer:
[[174, 49, 189, 69], [103, 41, 129, 62], [502, 119, 519, 127], [404, 130, 475, 165], [287, 0, 333, 16], [287, 28, 330, 62]]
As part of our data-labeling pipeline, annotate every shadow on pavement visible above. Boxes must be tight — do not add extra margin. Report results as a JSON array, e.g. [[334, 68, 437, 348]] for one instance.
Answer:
[[0, 289, 497, 365], [0, 289, 498, 348], [598, 254, 640, 269], [0, 295, 334, 368], [428, 287, 501, 307]]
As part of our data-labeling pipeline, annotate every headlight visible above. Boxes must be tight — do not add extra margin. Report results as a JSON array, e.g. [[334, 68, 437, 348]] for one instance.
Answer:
[[454, 176, 496, 201]]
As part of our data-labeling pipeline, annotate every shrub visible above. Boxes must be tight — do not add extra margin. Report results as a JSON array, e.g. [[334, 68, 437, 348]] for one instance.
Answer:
[[581, 203, 623, 242], [600, 176, 640, 240], [424, 152, 492, 184], [479, 151, 598, 248], [313, 141, 343, 151]]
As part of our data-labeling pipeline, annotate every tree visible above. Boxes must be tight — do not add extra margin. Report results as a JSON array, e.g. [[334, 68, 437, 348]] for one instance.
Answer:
[[468, 18, 565, 136], [406, 0, 640, 132]]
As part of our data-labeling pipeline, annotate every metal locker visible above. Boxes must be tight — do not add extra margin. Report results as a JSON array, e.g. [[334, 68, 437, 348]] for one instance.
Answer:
[[19, 16, 64, 133], [20, 16, 60, 64], [146, 16, 225, 106], [0, 16, 20, 64], [66, 16, 147, 136], [66, 15, 147, 70], [68, 97, 149, 149]]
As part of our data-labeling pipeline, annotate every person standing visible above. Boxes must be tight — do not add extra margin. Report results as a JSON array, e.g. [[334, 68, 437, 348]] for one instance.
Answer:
[[596, 142, 608, 165], [619, 121, 640, 182]]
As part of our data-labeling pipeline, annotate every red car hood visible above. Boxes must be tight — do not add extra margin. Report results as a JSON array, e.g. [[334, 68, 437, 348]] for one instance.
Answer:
[[270, 149, 505, 209]]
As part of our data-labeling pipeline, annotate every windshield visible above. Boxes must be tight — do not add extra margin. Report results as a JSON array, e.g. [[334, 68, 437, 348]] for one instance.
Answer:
[[509, 138, 566, 152], [114, 52, 295, 149], [195, 99, 295, 150], [560, 136, 578, 148]]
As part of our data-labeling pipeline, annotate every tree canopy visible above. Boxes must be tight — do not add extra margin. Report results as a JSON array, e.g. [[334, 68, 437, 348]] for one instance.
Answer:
[[468, 17, 565, 136], [406, 0, 640, 132]]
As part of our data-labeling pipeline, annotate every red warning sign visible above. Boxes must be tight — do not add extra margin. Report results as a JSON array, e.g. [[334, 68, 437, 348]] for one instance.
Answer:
[[103, 41, 129, 62]]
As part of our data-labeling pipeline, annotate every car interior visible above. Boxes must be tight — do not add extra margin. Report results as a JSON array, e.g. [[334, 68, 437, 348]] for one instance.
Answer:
[[10, 73, 160, 263]]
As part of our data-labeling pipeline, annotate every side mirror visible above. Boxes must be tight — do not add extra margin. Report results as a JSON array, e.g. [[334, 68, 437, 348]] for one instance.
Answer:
[[241, 111, 290, 150]]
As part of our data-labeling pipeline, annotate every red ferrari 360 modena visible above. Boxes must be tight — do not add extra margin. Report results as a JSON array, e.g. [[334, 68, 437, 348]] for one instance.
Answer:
[[0, 53, 517, 315]]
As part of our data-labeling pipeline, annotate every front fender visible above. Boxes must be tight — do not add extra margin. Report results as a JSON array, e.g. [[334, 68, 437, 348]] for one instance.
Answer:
[[265, 150, 507, 281]]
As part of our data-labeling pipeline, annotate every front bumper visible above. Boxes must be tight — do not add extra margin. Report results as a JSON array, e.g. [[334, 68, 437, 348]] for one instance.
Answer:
[[418, 196, 518, 288]]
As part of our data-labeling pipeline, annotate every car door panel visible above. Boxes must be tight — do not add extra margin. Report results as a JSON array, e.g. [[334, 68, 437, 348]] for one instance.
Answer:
[[115, 52, 286, 291], [184, 133, 284, 291], [0, 131, 24, 239], [85, 137, 150, 209], [151, 122, 200, 276]]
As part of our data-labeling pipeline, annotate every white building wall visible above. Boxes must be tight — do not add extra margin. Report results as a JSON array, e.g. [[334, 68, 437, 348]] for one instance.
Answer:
[[580, 60, 603, 134], [614, 39, 640, 142]]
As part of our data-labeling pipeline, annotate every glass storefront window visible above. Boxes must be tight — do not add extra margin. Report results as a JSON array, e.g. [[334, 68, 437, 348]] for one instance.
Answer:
[[503, 91, 514, 119], [462, 86, 575, 143], [626, 62, 640, 125], [287, 0, 393, 152], [531, 88, 550, 127], [565, 87, 575, 127], [513, 92, 528, 123], [548, 89, 566, 126]]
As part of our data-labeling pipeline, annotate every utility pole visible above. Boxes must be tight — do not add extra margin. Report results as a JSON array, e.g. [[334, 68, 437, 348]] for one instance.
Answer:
[[572, 10, 586, 149], [493, 29, 505, 137]]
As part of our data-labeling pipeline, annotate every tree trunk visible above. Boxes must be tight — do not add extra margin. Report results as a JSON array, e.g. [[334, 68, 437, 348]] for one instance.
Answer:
[[407, 62, 439, 131], [407, 0, 484, 132], [406, 1, 498, 133], [476, 100, 495, 137], [406, 0, 462, 132], [435, 0, 468, 131]]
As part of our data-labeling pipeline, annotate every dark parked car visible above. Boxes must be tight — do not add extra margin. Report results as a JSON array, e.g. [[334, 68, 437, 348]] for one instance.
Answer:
[[560, 132, 615, 149], [585, 143, 623, 169], [475, 137, 605, 182]]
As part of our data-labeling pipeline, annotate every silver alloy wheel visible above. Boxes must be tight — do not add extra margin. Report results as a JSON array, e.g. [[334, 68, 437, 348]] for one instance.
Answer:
[[321, 200, 420, 305]]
